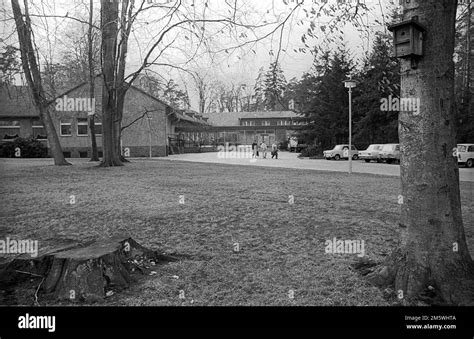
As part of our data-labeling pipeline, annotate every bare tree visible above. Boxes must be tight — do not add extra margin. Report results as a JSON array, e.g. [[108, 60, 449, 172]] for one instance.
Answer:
[[88, 0, 99, 161], [97, 0, 306, 166], [10, 0, 364, 166], [194, 71, 212, 114], [10, 0, 70, 166], [0, 45, 20, 86]]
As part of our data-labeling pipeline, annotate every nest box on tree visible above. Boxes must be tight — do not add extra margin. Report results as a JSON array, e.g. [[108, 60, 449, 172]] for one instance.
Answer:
[[388, 16, 426, 69]]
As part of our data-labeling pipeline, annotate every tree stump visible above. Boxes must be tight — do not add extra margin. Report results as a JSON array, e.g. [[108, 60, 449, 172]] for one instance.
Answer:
[[0, 237, 175, 303]]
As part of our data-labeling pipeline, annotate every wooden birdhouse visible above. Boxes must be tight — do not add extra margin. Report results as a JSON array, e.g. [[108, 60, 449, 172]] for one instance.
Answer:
[[388, 16, 426, 59]]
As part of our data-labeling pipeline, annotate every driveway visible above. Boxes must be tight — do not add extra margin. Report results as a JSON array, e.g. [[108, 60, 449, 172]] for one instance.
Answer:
[[164, 151, 474, 182]]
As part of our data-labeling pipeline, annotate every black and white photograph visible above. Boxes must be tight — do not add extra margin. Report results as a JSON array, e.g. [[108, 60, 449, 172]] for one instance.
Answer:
[[0, 0, 473, 335]]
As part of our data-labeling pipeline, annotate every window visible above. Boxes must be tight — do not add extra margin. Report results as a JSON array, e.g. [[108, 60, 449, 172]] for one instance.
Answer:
[[0, 120, 20, 140], [263, 121, 270, 126], [32, 120, 47, 140], [94, 122, 102, 135], [60, 121, 72, 136], [77, 118, 88, 136], [468, 146, 474, 152], [79, 151, 88, 158], [63, 151, 71, 158]]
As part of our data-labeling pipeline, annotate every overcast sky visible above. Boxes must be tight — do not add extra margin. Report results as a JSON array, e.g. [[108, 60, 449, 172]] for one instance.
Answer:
[[1, 0, 397, 110]]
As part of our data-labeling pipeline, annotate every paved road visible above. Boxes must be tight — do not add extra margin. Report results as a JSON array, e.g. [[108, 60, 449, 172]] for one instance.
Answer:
[[164, 151, 474, 182]]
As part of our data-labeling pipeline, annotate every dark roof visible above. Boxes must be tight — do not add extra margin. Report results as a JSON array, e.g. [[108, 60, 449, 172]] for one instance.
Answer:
[[388, 17, 427, 32], [171, 111, 212, 127], [203, 110, 303, 126], [0, 78, 175, 119], [0, 86, 39, 118]]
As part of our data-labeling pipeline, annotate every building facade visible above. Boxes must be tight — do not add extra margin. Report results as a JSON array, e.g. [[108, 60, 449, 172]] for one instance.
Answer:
[[0, 79, 208, 158], [176, 110, 307, 147]]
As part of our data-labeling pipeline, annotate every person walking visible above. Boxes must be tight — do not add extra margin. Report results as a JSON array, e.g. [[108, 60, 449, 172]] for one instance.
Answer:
[[252, 141, 258, 158], [271, 142, 278, 159], [260, 141, 267, 159]]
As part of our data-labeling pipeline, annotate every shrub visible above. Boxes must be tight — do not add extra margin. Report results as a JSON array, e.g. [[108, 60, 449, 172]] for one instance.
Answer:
[[0, 137, 48, 158], [299, 144, 323, 158]]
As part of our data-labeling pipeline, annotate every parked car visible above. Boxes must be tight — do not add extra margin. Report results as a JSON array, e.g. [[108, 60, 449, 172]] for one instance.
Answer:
[[358, 144, 384, 163], [457, 144, 474, 168], [379, 144, 400, 164], [323, 144, 359, 160]]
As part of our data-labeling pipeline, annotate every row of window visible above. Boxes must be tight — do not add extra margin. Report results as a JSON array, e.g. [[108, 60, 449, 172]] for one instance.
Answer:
[[0, 121, 47, 140], [60, 118, 102, 137], [0, 119, 102, 140], [240, 120, 306, 126]]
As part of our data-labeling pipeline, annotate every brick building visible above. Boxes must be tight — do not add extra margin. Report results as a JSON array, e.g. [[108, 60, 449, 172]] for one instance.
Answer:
[[0, 79, 209, 158], [193, 110, 306, 145]]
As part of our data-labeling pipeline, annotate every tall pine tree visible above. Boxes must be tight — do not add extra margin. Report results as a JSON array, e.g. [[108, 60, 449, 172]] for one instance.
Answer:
[[263, 62, 287, 111], [353, 32, 400, 147]]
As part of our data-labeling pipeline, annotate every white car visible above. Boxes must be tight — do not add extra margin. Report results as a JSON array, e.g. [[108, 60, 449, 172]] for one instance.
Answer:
[[358, 144, 383, 163], [379, 144, 400, 164], [323, 145, 359, 160], [457, 144, 474, 168]]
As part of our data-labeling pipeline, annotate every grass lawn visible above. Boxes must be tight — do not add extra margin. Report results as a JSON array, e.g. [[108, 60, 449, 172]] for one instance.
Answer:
[[0, 158, 473, 306]]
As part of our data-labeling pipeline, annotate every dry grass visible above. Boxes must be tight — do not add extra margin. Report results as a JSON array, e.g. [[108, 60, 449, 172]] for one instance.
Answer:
[[0, 158, 473, 306]]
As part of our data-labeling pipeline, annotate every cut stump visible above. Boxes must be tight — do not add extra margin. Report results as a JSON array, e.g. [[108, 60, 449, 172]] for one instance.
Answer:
[[0, 237, 177, 303]]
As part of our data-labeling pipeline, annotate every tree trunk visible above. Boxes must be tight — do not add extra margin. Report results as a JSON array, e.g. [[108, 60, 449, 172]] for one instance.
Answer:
[[100, 0, 123, 167], [368, 0, 474, 305], [115, 95, 130, 162], [101, 103, 123, 166], [89, 115, 99, 161], [11, 0, 70, 166], [0, 237, 179, 303], [88, 0, 99, 162], [463, 1, 472, 113], [41, 105, 71, 166]]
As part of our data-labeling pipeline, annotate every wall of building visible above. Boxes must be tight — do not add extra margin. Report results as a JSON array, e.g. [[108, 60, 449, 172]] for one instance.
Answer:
[[2, 80, 210, 158], [0, 118, 32, 139], [201, 126, 298, 145], [51, 79, 170, 158], [121, 88, 169, 157]]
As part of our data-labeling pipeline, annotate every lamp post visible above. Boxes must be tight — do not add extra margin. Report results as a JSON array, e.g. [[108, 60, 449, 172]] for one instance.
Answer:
[[343, 79, 357, 174], [147, 115, 152, 158]]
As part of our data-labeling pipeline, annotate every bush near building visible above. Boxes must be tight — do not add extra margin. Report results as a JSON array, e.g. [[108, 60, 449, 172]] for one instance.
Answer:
[[0, 137, 48, 158]]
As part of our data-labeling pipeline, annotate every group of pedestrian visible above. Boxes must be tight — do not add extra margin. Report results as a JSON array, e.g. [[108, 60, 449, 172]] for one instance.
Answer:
[[251, 141, 279, 159]]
